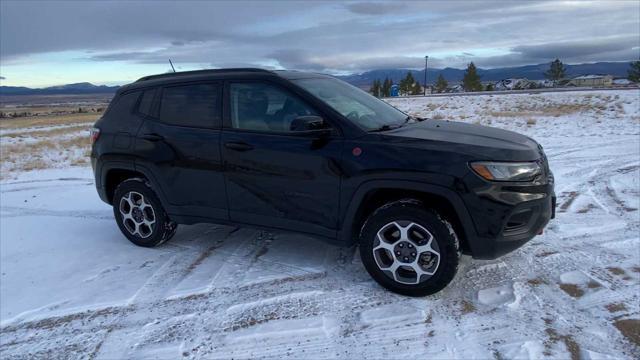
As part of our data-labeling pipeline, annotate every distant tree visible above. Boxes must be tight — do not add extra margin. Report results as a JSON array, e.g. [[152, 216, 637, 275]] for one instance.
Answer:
[[410, 81, 422, 95], [628, 60, 640, 83], [399, 72, 416, 95], [485, 83, 495, 91], [369, 79, 382, 97], [462, 62, 483, 92], [382, 77, 392, 97], [545, 58, 567, 80], [434, 74, 448, 93]]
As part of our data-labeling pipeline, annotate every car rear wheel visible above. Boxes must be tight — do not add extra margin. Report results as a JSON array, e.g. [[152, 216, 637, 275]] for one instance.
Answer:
[[113, 178, 177, 247], [359, 199, 460, 296]]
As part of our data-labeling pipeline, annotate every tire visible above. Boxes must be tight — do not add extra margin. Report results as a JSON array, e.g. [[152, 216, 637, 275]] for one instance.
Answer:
[[113, 178, 177, 247], [359, 199, 460, 296]]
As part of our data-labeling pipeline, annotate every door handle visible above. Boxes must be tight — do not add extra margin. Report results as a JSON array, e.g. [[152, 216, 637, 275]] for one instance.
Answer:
[[140, 133, 164, 142], [224, 141, 254, 151]]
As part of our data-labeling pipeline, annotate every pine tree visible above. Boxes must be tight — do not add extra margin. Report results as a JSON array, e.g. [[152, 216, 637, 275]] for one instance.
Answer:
[[434, 73, 448, 93], [369, 79, 381, 97], [410, 81, 422, 95], [382, 77, 392, 97], [545, 58, 567, 80], [485, 83, 494, 91], [628, 61, 640, 83], [399, 72, 416, 95], [462, 62, 483, 92]]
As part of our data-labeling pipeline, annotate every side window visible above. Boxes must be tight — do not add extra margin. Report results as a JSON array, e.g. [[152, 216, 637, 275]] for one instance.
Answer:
[[108, 91, 140, 117], [159, 83, 221, 128], [138, 88, 157, 117], [230, 82, 319, 132]]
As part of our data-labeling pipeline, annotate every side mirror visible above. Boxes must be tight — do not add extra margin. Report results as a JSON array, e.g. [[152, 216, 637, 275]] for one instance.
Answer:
[[290, 115, 328, 133]]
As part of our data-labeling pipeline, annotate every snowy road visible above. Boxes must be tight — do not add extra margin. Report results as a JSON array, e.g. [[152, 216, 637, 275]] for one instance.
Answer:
[[1, 90, 639, 359]]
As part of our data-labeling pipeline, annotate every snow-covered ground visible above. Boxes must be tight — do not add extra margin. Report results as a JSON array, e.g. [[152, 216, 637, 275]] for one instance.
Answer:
[[1, 90, 639, 359]]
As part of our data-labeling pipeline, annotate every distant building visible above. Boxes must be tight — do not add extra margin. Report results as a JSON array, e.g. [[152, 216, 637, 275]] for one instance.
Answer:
[[447, 84, 465, 93], [494, 78, 536, 91], [612, 78, 634, 86], [569, 75, 613, 87]]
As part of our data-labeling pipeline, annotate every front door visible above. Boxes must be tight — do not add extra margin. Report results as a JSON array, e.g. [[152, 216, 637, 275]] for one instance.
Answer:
[[221, 81, 343, 237]]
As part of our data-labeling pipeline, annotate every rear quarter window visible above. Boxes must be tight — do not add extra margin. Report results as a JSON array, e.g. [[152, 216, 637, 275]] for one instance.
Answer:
[[158, 83, 221, 128], [137, 88, 157, 117], [107, 91, 141, 118]]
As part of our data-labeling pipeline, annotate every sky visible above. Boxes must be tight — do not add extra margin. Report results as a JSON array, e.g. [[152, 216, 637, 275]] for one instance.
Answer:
[[1, 0, 639, 88]]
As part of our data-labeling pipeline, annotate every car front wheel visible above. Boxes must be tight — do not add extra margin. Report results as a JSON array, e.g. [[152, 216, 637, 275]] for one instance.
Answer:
[[113, 178, 177, 247], [359, 199, 460, 296]]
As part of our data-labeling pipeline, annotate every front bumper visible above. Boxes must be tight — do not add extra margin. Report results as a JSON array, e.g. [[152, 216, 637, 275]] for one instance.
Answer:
[[461, 171, 556, 260]]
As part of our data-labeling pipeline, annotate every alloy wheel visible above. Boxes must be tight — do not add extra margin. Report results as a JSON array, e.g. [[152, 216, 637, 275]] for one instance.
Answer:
[[372, 221, 440, 284], [119, 191, 156, 238]]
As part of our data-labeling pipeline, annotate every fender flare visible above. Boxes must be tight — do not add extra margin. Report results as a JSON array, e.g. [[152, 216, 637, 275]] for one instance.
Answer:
[[337, 179, 477, 247], [97, 158, 170, 210]]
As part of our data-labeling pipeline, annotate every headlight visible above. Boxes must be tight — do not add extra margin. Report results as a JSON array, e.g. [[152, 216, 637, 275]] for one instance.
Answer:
[[470, 161, 541, 182]]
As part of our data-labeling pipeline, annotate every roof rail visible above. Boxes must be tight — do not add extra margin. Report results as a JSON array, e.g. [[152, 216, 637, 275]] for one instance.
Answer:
[[135, 68, 274, 83]]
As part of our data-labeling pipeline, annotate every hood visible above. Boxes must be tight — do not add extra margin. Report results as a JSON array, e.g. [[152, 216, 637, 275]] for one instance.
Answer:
[[382, 120, 541, 161]]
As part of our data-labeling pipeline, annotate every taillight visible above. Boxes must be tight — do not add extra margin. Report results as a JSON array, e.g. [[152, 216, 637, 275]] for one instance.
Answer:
[[90, 127, 101, 144]]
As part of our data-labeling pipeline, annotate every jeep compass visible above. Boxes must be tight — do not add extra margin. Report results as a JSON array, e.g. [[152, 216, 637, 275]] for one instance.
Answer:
[[91, 68, 555, 296]]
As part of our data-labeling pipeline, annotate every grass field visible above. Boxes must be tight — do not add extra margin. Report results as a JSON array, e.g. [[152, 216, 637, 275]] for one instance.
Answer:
[[0, 111, 99, 177]]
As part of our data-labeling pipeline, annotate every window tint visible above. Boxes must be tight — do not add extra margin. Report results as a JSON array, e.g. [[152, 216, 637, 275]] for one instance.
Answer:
[[138, 88, 157, 117], [159, 83, 220, 128], [230, 82, 319, 132], [108, 91, 140, 117]]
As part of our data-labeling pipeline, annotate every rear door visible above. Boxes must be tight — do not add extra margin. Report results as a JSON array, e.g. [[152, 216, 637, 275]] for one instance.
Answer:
[[221, 81, 343, 237], [134, 82, 227, 220]]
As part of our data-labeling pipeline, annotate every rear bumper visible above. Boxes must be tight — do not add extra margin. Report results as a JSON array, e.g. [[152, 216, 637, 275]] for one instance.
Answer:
[[91, 156, 110, 204]]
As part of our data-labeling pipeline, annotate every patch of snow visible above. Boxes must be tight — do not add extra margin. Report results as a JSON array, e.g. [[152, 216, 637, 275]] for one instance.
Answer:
[[477, 284, 515, 306]]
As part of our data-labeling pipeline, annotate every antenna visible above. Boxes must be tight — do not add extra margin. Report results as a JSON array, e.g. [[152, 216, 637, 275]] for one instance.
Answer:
[[169, 59, 176, 73]]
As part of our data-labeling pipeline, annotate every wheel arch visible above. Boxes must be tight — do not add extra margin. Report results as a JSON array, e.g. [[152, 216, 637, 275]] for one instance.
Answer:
[[339, 180, 477, 254], [100, 161, 167, 208]]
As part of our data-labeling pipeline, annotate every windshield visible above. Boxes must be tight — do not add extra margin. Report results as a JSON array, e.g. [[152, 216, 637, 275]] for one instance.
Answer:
[[292, 77, 407, 131]]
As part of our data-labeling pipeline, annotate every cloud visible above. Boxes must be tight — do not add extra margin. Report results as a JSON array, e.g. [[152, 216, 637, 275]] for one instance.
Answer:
[[345, 2, 406, 15], [0, 76, 5, 80], [1, 0, 638, 80], [513, 36, 639, 60]]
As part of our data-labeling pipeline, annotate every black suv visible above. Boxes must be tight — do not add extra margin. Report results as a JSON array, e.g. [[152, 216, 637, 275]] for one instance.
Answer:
[[91, 68, 555, 296]]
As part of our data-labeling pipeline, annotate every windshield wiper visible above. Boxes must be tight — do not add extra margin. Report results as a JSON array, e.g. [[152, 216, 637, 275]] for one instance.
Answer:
[[368, 124, 403, 132]]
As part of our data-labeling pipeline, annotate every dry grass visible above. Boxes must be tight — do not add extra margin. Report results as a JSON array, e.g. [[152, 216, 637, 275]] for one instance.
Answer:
[[613, 319, 640, 347], [1, 135, 91, 174], [607, 267, 626, 276], [2, 124, 91, 139], [487, 103, 592, 118], [559, 283, 585, 298], [460, 300, 476, 315], [605, 303, 627, 313], [544, 328, 581, 360], [0, 113, 98, 130]]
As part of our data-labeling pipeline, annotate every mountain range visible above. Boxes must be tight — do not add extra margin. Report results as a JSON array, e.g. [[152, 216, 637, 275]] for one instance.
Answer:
[[0, 61, 634, 95], [336, 61, 635, 87], [0, 82, 119, 96]]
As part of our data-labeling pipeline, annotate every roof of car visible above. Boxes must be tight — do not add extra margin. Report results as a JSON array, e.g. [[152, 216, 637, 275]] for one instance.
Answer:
[[119, 68, 332, 92]]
